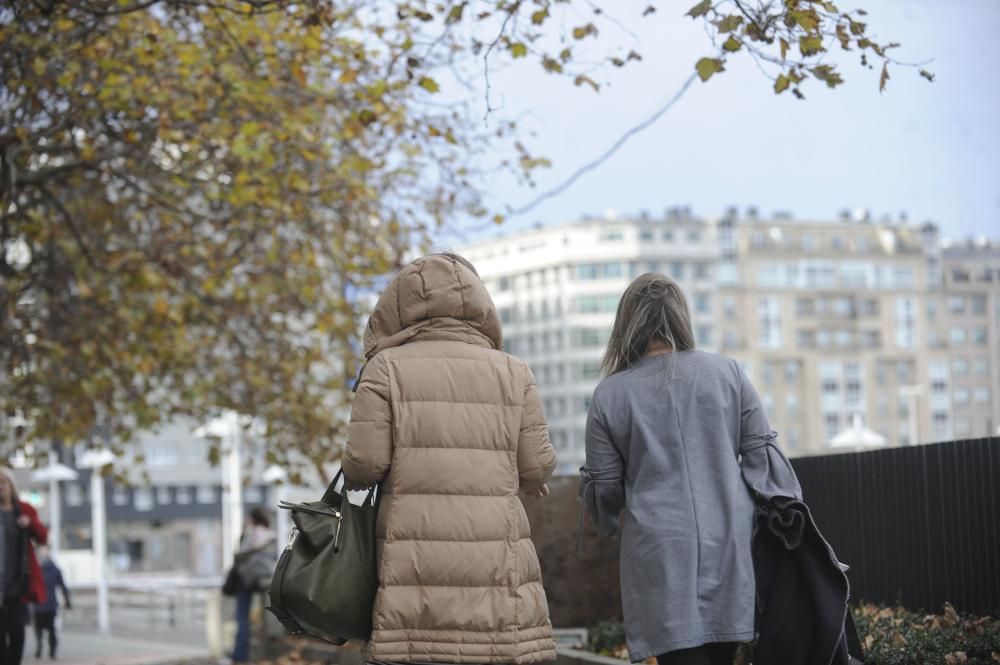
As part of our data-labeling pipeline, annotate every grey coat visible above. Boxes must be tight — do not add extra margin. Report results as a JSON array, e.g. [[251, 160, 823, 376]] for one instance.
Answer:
[[580, 351, 802, 662]]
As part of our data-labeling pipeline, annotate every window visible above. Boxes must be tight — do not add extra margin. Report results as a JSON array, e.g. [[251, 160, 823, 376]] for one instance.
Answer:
[[972, 327, 988, 345], [861, 331, 880, 348], [926, 300, 937, 320], [950, 327, 966, 346], [662, 230, 675, 242], [973, 359, 988, 375], [134, 488, 154, 512], [723, 296, 737, 320], [894, 297, 917, 349], [971, 294, 987, 315], [802, 234, 815, 251], [758, 297, 782, 349], [835, 330, 853, 347], [694, 293, 711, 314], [897, 360, 914, 383], [498, 277, 510, 292], [694, 263, 711, 280], [932, 411, 950, 439], [949, 296, 965, 314], [197, 485, 216, 504], [112, 485, 129, 507], [974, 388, 989, 403], [670, 262, 684, 280], [604, 262, 624, 278], [795, 298, 815, 316], [824, 414, 841, 443], [176, 487, 192, 505], [579, 362, 602, 380], [718, 262, 738, 285], [797, 330, 815, 349], [785, 361, 799, 383], [576, 264, 599, 280], [498, 307, 513, 325], [952, 358, 968, 376], [576, 396, 592, 415], [571, 328, 609, 348], [955, 419, 972, 436], [640, 229, 654, 242], [723, 331, 739, 349], [243, 486, 263, 503], [860, 299, 880, 316], [762, 362, 775, 386], [156, 487, 171, 505], [575, 294, 620, 313], [687, 230, 701, 243], [696, 326, 712, 347], [953, 388, 970, 404], [599, 230, 624, 242], [785, 393, 800, 417], [844, 362, 863, 410], [66, 483, 83, 507]]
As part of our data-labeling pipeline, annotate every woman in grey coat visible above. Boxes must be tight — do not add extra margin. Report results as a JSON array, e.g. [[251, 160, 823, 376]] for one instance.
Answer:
[[580, 273, 803, 665]]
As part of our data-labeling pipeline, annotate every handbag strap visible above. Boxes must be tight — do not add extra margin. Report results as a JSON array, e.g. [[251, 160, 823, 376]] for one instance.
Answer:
[[320, 469, 379, 508]]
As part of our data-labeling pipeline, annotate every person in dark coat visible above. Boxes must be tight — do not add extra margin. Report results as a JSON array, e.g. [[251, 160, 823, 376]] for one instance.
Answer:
[[32, 545, 71, 660], [0, 468, 48, 665]]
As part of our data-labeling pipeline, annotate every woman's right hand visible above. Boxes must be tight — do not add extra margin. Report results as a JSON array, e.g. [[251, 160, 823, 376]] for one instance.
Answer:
[[522, 484, 550, 499]]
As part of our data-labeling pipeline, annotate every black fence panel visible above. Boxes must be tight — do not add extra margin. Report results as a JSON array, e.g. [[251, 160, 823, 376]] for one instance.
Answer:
[[791, 437, 1000, 615]]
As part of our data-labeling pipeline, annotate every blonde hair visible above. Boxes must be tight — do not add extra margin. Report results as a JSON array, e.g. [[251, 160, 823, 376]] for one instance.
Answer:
[[0, 467, 20, 502], [601, 273, 696, 376]]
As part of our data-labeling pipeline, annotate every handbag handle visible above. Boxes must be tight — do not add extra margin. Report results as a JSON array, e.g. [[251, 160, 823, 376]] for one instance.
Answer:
[[321, 470, 378, 507]]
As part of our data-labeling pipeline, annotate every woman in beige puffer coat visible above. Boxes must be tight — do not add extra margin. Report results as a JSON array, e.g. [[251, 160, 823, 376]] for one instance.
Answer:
[[343, 253, 558, 664]]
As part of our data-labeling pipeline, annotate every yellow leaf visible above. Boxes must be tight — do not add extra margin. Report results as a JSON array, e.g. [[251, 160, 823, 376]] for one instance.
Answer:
[[54, 19, 74, 31]]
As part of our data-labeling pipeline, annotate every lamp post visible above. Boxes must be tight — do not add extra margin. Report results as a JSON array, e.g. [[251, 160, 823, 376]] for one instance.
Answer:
[[78, 448, 115, 635], [899, 385, 923, 446], [262, 465, 288, 560], [195, 411, 243, 572], [30, 457, 78, 556]]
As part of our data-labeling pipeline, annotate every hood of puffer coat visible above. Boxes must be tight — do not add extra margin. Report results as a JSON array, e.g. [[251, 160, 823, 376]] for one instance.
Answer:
[[362, 255, 503, 359]]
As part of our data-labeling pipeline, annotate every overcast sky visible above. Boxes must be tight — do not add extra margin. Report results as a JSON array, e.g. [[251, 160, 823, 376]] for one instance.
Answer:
[[444, 0, 1000, 244]]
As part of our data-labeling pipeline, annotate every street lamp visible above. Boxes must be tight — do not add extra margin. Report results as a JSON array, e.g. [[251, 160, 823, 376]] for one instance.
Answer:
[[262, 465, 288, 560], [78, 448, 115, 635], [899, 385, 923, 446], [194, 411, 243, 572], [30, 458, 79, 556]]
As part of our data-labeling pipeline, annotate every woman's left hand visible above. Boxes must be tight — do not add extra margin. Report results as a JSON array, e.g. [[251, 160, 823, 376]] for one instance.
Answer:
[[523, 484, 550, 499], [16, 515, 30, 529]]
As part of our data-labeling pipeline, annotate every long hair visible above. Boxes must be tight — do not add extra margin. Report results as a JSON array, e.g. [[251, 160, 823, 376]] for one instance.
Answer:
[[0, 467, 21, 503], [601, 273, 696, 375]]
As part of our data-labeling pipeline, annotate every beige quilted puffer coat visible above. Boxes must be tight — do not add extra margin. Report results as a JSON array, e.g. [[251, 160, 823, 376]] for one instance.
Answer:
[[343, 254, 558, 664]]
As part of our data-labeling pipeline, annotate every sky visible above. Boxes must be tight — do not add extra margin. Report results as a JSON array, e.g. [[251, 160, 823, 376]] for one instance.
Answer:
[[444, 0, 1000, 244]]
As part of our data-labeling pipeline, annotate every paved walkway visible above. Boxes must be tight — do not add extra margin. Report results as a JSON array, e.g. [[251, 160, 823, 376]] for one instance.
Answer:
[[26, 630, 210, 665]]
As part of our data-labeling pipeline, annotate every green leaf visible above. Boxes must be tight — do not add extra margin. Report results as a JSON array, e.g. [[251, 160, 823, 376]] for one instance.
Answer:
[[780, 37, 789, 60], [531, 9, 549, 25], [722, 35, 742, 52], [418, 76, 440, 93], [790, 9, 820, 32], [510, 42, 528, 58], [686, 0, 711, 19], [714, 15, 743, 33], [799, 35, 824, 56], [879, 61, 889, 93], [695, 57, 725, 82], [774, 74, 791, 94], [445, 2, 467, 24]]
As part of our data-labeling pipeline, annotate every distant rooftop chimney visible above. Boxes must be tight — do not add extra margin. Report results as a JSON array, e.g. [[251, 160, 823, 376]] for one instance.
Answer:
[[640, 209, 650, 220], [747, 206, 759, 220], [899, 210, 909, 223], [726, 205, 738, 217], [838, 209, 851, 222], [773, 210, 793, 220], [533, 221, 544, 230]]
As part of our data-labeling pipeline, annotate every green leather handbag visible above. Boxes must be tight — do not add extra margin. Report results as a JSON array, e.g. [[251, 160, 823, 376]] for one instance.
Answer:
[[267, 470, 380, 645]]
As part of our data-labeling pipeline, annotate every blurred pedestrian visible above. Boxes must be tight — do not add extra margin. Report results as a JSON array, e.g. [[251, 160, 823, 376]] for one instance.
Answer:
[[343, 253, 558, 664], [229, 507, 276, 663], [33, 545, 71, 660], [579, 274, 803, 665], [0, 468, 48, 665]]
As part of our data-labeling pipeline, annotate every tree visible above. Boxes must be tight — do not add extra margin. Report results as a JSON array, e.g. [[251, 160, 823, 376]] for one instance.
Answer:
[[0, 0, 923, 480]]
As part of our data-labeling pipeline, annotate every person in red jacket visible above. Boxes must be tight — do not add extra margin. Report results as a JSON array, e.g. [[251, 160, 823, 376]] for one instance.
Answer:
[[0, 468, 48, 665]]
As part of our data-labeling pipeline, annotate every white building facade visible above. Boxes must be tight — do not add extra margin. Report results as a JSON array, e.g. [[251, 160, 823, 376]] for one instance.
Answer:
[[458, 210, 1000, 471]]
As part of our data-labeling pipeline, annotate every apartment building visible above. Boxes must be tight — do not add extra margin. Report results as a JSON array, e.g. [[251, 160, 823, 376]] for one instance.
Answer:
[[462, 209, 718, 472], [459, 210, 1000, 469]]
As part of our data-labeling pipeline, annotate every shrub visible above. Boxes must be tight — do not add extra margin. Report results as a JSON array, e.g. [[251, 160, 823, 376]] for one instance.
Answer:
[[587, 603, 1000, 664]]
